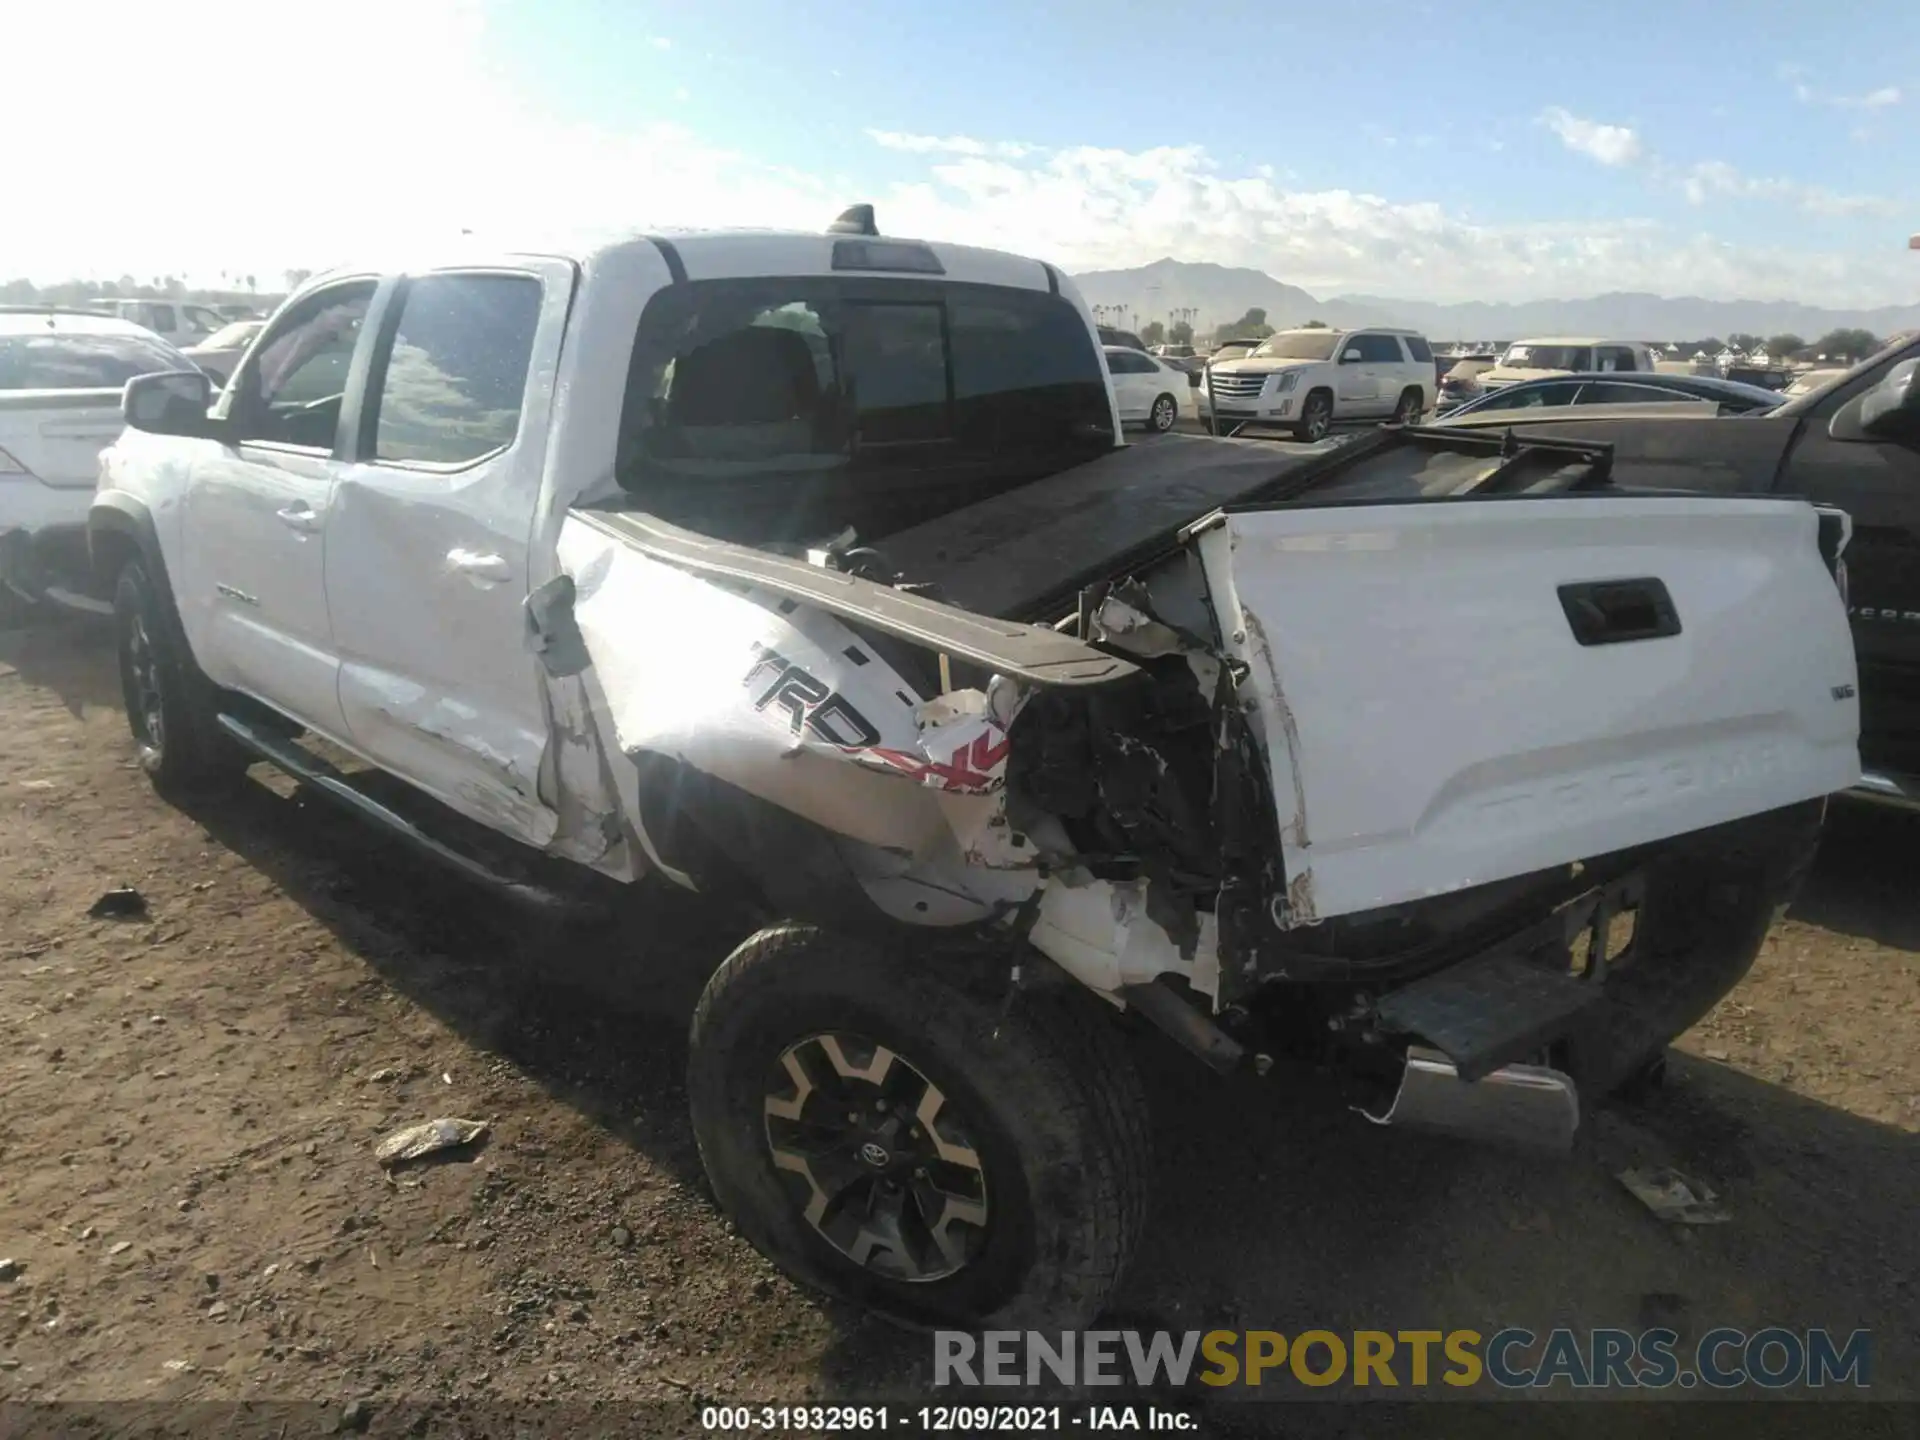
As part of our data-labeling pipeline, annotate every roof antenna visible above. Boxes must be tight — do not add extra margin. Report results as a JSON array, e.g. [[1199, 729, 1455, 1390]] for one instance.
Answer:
[[828, 204, 878, 237]]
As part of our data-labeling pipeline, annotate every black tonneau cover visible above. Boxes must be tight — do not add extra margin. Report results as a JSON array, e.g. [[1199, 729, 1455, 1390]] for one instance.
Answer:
[[876, 427, 1611, 620]]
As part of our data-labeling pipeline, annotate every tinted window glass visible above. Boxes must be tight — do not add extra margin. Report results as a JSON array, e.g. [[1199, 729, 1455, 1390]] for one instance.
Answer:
[[1501, 344, 1592, 371], [147, 305, 177, 333], [1251, 331, 1339, 361], [1404, 335, 1434, 363], [1107, 350, 1154, 375], [1357, 334, 1405, 363], [371, 274, 543, 464], [617, 278, 1113, 542], [234, 282, 375, 448], [1578, 381, 1679, 405], [1595, 346, 1637, 373], [1477, 381, 1582, 411], [0, 333, 189, 390]]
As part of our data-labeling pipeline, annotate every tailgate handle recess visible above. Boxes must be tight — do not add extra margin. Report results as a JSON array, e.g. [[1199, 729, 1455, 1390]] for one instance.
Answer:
[[1557, 578, 1681, 647]]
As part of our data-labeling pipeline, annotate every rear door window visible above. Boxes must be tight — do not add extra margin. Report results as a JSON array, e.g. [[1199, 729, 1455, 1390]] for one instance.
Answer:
[[0, 333, 190, 390], [1357, 334, 1406, 363], [367, 273, 543, 465]]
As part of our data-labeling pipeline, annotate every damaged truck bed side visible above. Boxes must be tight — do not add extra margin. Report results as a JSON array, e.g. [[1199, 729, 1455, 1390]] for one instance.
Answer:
[[98, 223, 1859, 1332], [563, 421, 1857, 1107]]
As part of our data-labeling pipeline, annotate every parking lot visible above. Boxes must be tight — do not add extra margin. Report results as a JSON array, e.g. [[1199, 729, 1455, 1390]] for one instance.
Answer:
[[2, 613, 1917, 1417]]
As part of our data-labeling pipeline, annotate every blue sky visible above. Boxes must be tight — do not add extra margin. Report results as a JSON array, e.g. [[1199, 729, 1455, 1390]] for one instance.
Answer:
[[10, 0, 1917, 304]]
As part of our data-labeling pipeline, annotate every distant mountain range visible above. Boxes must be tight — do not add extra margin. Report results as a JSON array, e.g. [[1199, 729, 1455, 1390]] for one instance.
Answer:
[[1070, 258, 1920, 341]]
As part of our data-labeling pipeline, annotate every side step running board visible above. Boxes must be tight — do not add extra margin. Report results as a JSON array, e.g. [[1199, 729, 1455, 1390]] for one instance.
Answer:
[[215, 713, 575, 911]]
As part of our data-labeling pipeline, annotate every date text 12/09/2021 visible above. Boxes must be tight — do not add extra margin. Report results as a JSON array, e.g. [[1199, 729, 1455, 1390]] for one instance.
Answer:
[[701, 1405, 1197, 1432]]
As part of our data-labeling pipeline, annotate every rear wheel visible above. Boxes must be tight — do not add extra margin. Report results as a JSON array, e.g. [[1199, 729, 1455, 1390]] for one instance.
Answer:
[[114, 560, 246, 797], [687, 926, 1151, 1329], [1293, 389, 1333, 442], [1148, 393, 1178, 433], [1392, 387, 1425, 425]]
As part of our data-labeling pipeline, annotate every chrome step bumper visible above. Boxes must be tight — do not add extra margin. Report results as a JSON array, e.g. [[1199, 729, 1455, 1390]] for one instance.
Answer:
[[1853, 770, 1920, 813], [1363, 1046, 1580, 1152]]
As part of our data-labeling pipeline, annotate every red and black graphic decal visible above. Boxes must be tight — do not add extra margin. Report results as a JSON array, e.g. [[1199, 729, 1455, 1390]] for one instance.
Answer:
[[857, 730, 1010, 792], [743, 644, 883, 748]]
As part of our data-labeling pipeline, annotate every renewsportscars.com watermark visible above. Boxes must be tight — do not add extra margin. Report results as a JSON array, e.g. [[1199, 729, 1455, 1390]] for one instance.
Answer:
[[935, 1327, 1873, 1391]]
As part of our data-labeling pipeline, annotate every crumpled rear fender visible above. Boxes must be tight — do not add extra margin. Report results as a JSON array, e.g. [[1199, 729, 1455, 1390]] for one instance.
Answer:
[[553, 513, 1045, 927]]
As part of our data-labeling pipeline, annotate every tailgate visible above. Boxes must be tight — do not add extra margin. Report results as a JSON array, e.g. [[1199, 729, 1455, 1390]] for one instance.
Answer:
[[1196, 495, 1861, 923], [0, 391, 124, 489]]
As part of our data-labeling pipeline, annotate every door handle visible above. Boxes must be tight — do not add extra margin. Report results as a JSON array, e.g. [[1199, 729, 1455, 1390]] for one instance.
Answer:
[[275, 503, 321, 533], [447, 549, 512, 585]]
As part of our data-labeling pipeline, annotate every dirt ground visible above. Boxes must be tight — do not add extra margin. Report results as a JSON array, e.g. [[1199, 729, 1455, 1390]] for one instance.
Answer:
[[2, 615, 1917, 1428]]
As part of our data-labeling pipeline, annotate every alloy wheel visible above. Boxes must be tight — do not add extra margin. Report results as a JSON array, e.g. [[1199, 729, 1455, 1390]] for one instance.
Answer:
[[763, 1032, 990, 1283], [123, 613, 166, 755]]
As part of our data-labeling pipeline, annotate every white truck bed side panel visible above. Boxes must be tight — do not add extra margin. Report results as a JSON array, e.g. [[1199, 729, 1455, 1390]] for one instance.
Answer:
[[1199, 496, 1861, 922]]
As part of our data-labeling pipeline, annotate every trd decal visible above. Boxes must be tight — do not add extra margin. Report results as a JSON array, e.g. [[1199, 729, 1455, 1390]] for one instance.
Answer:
[[743, 644, 882, 747], [855, 729, 1011, 794]]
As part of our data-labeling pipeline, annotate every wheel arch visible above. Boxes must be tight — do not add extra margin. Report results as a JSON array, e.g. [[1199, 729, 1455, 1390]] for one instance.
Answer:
[[89, 495, 194, 657]]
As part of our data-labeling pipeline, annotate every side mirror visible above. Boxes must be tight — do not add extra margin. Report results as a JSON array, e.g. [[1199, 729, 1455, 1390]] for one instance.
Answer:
[[1830, 358, 1920, 444], [123, 370, 217, 439], [1341, 349, 1364, 364]]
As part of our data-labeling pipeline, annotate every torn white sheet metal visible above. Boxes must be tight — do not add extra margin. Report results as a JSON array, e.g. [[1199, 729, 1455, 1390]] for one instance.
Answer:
[[556, 515, 1048, 934], [561, 515, 949, 854], [1028, 878, 1210, 996], [1195, 496, 1861, 924], [852, 683, 1021, 795]]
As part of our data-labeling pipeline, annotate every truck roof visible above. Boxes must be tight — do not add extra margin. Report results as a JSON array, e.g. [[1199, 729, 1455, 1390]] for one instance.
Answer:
[[308, 227, 1064, 297], [1511, 336, 1643, 347]]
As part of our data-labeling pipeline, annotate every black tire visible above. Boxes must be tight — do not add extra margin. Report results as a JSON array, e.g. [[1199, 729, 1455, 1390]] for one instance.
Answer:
[[1558, 800, 1825, 1095], [1293, 388, 1334, 442], [1391, 387, 1425, 425], [1148, 393, 1178, 433], [113, 560, 246, 797], [687, 925, 1151, 1330]]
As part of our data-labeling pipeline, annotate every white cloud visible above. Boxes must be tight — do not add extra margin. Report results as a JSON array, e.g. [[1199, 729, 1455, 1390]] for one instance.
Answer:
[[1538, 107, 1643, 167], [1674, 159, 1897, 218], [1848, 85, 1903, 109], [1, 5, 1909, 308], [1782, 66, 1902, 109], [651, 35, 671, 49], [867, 130, 1035, 159], [872, 139, 1910, 305]]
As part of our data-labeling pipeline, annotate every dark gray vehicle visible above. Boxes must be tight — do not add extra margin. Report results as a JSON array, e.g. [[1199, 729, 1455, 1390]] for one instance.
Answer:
[[1443, 371, 1785, 419]]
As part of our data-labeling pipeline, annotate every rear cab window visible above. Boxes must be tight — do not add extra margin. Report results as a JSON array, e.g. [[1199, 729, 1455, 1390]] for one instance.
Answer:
[[1403, 335, 1434, 364], [614, 277, 1115, 543]]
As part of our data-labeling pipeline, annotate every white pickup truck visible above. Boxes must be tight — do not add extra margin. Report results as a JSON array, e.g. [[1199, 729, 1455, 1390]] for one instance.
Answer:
[[91, 207, 1861, 1331]]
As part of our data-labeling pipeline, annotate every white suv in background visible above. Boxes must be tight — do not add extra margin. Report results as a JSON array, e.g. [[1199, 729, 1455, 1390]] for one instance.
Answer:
[[1200, 327, 1436, 440]]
